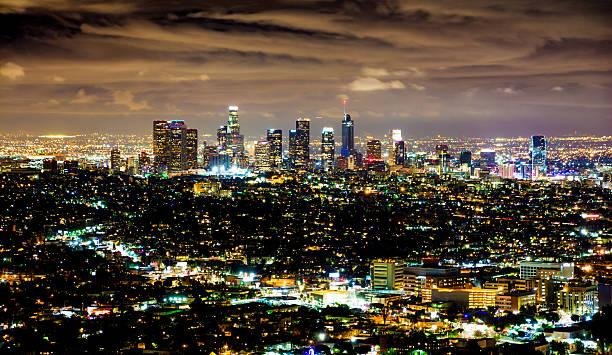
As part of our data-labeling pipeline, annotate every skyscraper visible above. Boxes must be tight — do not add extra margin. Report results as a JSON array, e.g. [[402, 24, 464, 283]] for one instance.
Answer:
[[293, 118, 310, 169], [110, 147, 121, 173], [266, 129, 282, 168], [152, 120, 198, 172], [168, 120, 186, 172], [393, 140, 406, 165], [436, 144, 450, 173], [227, 105, 240, 134], [184, 128, 198, 169], [480, 149, 496, 168], [366, 140, 382, 161], [153, 120, 171, 169], [288, 129, 298, 167], [341, 109, 354, 158], [459, 150, 472, 166], [254, 141, 271, 172], [321, 127, 335, 172], [531, 135, 547, 179]]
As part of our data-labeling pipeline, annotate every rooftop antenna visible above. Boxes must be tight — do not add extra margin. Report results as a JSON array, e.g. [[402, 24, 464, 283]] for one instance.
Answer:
[[343, 97, 348, 116]]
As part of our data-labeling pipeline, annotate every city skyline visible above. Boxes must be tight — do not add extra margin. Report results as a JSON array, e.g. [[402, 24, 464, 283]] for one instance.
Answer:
[[1, 1, 611, 136]]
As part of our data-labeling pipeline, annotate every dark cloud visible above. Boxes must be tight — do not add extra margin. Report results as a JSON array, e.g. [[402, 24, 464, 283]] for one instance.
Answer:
[[0, 0, 611, 136]]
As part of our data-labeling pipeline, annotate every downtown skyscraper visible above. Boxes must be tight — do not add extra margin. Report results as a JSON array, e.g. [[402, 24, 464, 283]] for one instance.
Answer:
[[217, 106, 246, 167], [341, 107, 355, 158], [153, 120, 198, 172], [266, 129, 283, 169], [321, 127, 335, 172], [531, 135, 547, 179], [289, 118, 310, 169]]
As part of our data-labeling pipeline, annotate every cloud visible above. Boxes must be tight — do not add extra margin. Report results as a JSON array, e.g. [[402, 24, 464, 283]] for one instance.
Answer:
[[71, 88, 97, 104], [551, 86, 564, 92], [199, 74, 210, 81], [348, 77, 405, 91], [361, 67, 390, 77], [112, 90, 150, 111], [408, 83, 426, 91], [496, 87, 520, 95], [168, 73, 210, 82], [0, 62, 24, 80], [52, 76, 65, 83]]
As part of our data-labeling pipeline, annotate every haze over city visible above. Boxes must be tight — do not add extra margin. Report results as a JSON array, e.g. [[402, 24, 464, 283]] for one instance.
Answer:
[[1, 0, 611, 136]]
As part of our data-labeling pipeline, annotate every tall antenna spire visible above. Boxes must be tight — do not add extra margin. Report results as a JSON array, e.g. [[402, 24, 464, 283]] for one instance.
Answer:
[[343, 97, 348, 116]]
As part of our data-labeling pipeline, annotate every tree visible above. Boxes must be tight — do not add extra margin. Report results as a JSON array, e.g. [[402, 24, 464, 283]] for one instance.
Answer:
[[590, 305, 612, 354]]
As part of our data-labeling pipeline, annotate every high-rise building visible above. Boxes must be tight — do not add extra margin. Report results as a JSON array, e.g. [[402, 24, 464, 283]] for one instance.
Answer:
[[459, 150, 472, 166], [227, 105, 240, 134], [558, 281, 598, 316], [217, 125, 229, 151], [185, 128, 198, 169], [152, 120, 197, 172], [321, 127, 335, 172], [480, 149, 496, 168], [110, 147, 121, 173], [138, 151, 151, 175], [341, 111, 355, 158], [293, 118, 310, 169], [168, 120, 186, 172], [366, 140, 382, 161], [254, 141, 271, 172], [391, 129, 402, 143], [436, 144, 450, 173], [500, 163, 515, 179], [393, 140, 406, 165], [266, 129, 282, 168], [371, 259, 405, 290], [531, 135, 547, 179], [153, 120, 171, 169]]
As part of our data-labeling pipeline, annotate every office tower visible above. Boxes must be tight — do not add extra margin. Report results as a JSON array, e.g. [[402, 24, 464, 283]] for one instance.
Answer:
[[531, 135, 547, 179], [321, 127, 335, 172], [152, 120, 197, 172], [153, 120, 171, 169], [288, 129, 298, 166], [126, 156, 138, 175], [201, 145, 217, 169], [168, 120, 186, 172], [254, 141, 271, 172], [138, 151, 151, 175], [459, 150, 472, 166], [519, 261, 574, 280], [63, 160, 79, 174], [185, 128, 198, 169], [436, 144, 450, 173], [227, 105, 240, 134], [480, 149, 496, 167], [42, 158, 58, 173], [366, 140, 382, 161], [294, 118, 310, 169], [266, 129, 282, 168], [393, 140, 406, 165], [371, 259, 405, 290], [217, 126, 228, 151], [341, 111, 355, 158], [110, 147, 121, 173]]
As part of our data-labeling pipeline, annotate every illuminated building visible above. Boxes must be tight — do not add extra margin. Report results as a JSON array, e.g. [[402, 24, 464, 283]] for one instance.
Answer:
[[435, 144, 449, 173], [110, 147, 121, 173], [480, 149, 496, 168], [519, 261, 574, 280], [500, 162, 515, 179], [393, 140, 406, 165], [341, 101, 354, 157], [185, 128, 198, 169], [391, 129, 402, 142], [168, 120, 186, 172], [321, 127, 334, 172], [254, 141, 271, 172], [153, 120, 171, 169], [366, 140, 382, 161], [531, 135, 547, 179], [266, 129, 282, 168], [459, 150, 472, 166], [425, 287, 498, 309], [138, 151, 151, 175], [371, 259, 404, 290], [152, 120, 198, 172], [217, 125, 228, 151], [289, 118, 310, 169], [558, 281, 598, 315], [495, 291, 536, 312], [227, 105, 240, 134]]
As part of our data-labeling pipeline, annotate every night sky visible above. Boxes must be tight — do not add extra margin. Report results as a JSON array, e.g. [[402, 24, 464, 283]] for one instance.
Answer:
[[0, 0, 611, 137]]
